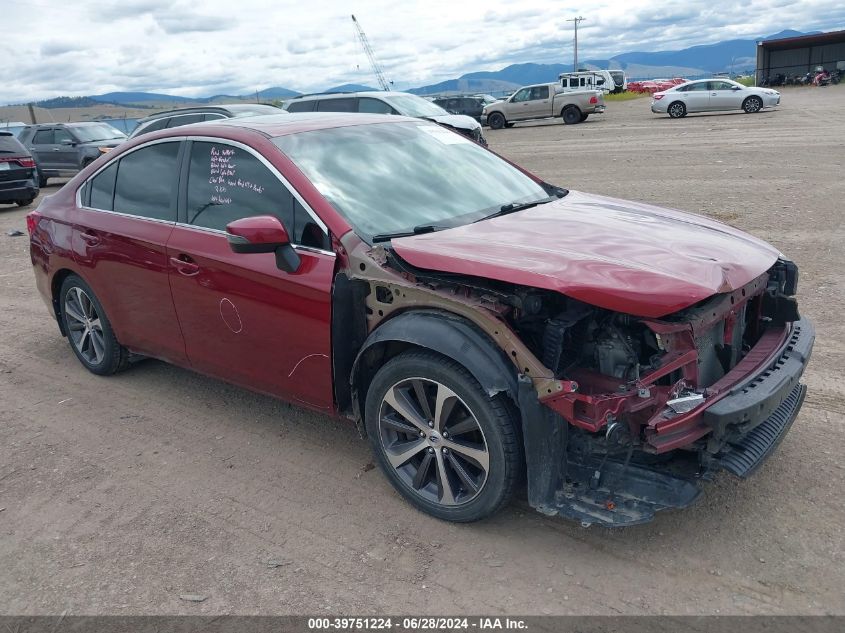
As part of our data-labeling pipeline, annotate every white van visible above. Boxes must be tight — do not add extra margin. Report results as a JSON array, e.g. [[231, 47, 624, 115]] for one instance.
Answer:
[[559, 70, 615, 94]]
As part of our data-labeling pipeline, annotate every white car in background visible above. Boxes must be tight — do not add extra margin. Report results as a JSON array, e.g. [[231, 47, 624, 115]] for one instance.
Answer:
[[651, 79, 780, 118]]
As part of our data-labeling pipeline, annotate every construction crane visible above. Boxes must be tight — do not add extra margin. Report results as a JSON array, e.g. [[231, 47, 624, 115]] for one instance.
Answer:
[[351, 14, 391, 91]]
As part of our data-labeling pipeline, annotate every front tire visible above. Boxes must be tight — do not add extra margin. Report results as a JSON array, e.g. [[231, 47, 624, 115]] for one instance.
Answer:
[[668, 101, 686, 118], [59, 275, 129, 375], [364, 350, 522, 522], [742, 96, 763, 113], [488, 112, 506, 130], [562, 106, 582, 125]]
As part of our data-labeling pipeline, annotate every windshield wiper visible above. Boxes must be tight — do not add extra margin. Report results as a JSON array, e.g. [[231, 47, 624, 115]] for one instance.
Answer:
[[371, 224, 445, 243], [474, 196, 556, 223]]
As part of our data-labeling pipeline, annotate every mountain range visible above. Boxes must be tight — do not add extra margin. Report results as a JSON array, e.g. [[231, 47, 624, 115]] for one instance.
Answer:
[[24, 29, 811, 108]]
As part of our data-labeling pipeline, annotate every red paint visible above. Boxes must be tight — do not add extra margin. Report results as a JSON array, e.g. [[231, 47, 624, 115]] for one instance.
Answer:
[[392, 190, 780, 318], [227, 215, 291, 245]]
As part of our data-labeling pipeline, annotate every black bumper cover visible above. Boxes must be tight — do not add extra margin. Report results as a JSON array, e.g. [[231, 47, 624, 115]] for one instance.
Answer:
[[704, 318, 814, 440]]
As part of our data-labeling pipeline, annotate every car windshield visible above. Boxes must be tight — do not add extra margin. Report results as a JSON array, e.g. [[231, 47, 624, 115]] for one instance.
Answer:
[[381, 94, 450, 118], [273, 122, 550, 241], [70, 124, 126, 142]]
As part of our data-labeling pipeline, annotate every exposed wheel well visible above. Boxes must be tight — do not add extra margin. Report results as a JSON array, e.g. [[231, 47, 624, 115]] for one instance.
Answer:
[[50, 268, 77, 336], [350, 311, 520, 434]]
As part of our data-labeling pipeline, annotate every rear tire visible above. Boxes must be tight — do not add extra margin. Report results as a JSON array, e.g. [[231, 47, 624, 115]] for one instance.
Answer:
[[668, 101, 687, 118], [488, 112, 506, 130], [59, 275, 129, 376], [16, 198, 35, 207], [364, 350, 522, 522], [38, 174, 48, 187], [562, 106, 582, 125], [742, 96, 763, 113]]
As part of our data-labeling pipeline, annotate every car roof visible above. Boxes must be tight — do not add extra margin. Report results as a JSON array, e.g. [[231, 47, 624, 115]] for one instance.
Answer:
[[154, 112, 421, 139], [290, 91, 417, 101], [136, 104, 279, 123]]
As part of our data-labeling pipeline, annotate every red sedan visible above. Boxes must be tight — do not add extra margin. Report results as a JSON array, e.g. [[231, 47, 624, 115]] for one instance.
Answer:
[[28, 113, 813, 525]]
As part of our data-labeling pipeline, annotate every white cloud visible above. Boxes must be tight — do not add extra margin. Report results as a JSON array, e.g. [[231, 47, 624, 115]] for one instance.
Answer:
[[1, 0, 844, 103]]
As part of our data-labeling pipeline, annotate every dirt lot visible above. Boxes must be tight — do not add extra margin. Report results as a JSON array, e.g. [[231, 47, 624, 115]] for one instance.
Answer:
[[1, 87, 844, 616]]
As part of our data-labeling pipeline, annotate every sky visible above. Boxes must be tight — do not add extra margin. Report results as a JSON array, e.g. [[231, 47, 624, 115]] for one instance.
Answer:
[[2, 0, 844, 103]]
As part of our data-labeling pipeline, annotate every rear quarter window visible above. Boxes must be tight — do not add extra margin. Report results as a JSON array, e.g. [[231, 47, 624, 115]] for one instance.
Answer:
[[0, 134, 27, 153]]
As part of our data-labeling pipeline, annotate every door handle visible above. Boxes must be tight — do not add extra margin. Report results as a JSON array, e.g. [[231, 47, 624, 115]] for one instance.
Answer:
[[79, 231, 100, 246], [170, 255, 200, 276], [53, 148, 60, 151]]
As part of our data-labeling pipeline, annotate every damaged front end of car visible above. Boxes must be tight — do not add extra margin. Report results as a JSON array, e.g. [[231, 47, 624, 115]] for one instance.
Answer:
[[342, 232, 813, 527]]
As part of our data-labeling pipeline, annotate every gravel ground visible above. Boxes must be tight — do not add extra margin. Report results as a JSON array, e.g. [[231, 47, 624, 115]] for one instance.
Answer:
[[1, 86, 843, 616]]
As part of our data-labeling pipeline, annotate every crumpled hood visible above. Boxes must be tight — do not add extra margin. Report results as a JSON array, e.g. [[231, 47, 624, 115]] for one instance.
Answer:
[[391, 190, 781, 318], [424, 113, 481, 132]]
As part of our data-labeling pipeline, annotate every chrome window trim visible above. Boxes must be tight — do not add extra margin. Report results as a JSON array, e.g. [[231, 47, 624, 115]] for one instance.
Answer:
[[171, 221, 335, 257], [75, 136, 185, 219]]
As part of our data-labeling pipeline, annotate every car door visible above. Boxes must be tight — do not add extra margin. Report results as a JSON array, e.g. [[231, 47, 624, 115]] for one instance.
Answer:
[[708, 81, 743, 111], [52, 127, 80, 170], [73, 139, 188, 365], [165, 138, 336, 410], [506, 88, 534, 120], [27, 128, 58, 170], [677, 82, 711, 112]]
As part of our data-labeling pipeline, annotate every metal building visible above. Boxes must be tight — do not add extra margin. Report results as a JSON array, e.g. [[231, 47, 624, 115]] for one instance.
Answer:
[[756, 30, 845, 84]]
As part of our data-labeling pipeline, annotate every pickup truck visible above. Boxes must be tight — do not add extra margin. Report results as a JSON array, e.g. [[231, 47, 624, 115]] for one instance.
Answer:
[[482, 83, 605, 128]]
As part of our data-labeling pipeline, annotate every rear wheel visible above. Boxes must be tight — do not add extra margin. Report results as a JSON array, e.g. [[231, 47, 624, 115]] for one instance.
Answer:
[[38, 173, 48, 187], [364, 350, 522, 522], [668, 101, 687, 118], [59, 275, 129, 375], [562, 106, 582, 125], [488, 112, 506, 130], [16, 198, 35, 207], [742, 96, 763, 113]]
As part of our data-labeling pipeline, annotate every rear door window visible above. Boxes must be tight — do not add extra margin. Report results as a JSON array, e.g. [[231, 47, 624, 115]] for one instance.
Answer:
[[286, 100, 315, 113], [32, 129, 54, 144], [166, 114, 205, 128], [316, 98, 357, 112], [113, 141, 181, 221]]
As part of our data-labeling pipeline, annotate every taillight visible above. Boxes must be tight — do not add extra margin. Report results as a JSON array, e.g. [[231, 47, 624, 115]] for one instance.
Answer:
[[653, 94, 665, 100], [589, 96, 598, 104], [0, 156, 36, 168], [26, 211, 41, 237]]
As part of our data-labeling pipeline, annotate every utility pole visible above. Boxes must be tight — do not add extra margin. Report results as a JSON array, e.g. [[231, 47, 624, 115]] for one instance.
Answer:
[[566, 16, 586, 71]]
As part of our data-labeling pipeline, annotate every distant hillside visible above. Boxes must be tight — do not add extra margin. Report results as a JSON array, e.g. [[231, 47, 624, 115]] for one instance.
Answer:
[[323, 83, 379, 93], [411, 29, 814, 94], [90, 91, 186, 104], [35, 95, 112, 109], [256, 87, 301, 99]]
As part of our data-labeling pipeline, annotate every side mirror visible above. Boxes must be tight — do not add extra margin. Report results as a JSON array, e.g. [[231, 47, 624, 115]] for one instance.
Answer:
[[226, 215, 301, 273], [732, 86, 742, 90]]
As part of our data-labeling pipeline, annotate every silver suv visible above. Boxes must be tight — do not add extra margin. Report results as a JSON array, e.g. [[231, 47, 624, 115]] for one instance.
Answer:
[[18, 122, 127, 186], [285, 91, 486, 145]]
